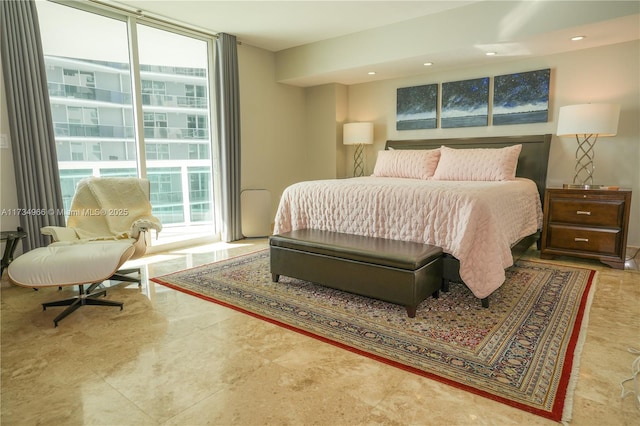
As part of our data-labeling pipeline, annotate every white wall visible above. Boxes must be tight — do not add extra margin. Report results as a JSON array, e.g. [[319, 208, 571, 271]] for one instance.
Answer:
[[345, 40, 640, 246], [304, 84, 340, 180], [237, 44, 308, 222]]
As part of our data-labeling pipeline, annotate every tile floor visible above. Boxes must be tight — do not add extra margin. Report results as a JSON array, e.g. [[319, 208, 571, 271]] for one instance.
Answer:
[[1, 239, 639, 425]]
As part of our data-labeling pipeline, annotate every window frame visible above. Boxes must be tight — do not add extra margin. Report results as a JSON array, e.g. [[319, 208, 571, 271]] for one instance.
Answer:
[[44, 0, 221, 247]]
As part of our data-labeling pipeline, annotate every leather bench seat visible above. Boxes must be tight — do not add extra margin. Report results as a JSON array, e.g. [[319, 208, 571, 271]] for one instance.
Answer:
[[269, 229, 443, 317], [269, 229, 441, 270]]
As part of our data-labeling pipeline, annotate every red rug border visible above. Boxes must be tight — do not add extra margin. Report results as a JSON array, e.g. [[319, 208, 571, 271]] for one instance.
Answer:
[[150, 251, 597, 422]]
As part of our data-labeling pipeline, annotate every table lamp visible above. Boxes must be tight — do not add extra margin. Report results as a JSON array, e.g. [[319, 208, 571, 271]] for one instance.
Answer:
[[556, 103, 620, 189], [343, 122, 373, 177]]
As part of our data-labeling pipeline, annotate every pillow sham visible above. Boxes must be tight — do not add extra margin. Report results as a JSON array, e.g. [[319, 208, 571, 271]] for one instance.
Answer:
[[372, 148, 441, 180], [432, 144, 522, 181]]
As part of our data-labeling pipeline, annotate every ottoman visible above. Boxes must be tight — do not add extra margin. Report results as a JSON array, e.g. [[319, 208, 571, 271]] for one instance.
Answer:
[[8, 241, 135, 326], [269, 229, 443, 317]]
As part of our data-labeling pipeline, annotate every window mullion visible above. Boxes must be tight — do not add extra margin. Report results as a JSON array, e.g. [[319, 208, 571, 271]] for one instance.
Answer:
[[126, 16, 147, 179]]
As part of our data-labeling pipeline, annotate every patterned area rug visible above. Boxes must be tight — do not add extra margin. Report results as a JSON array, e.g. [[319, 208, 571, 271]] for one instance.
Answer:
[[151, 249, 596, 422]]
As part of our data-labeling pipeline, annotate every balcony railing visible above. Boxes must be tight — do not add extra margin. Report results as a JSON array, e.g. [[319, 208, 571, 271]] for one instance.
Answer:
[[48, 82, 132, 105], [189, 189, 211, 203], [151, 191, 184, 204], [53, 123, 207, 140], [140, 64, 206, 77], [143, 127, 208, 140], [142, 94, 207, 109], [48, 83, 207, 109], [54, 123, 135, 138]]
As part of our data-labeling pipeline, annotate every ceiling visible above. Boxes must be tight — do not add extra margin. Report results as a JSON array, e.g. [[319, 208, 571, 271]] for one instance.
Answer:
[[110, 0, 480, 51], [108, 0, 640, 86]]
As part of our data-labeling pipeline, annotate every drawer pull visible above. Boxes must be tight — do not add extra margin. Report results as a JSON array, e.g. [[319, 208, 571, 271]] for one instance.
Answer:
[[576, 210, 591, 215], [574, 237, 589, 242]]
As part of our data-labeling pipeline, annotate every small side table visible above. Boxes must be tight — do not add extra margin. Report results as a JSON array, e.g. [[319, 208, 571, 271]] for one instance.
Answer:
[[1, 227, 27, 276], [540, 188, 632, 269]]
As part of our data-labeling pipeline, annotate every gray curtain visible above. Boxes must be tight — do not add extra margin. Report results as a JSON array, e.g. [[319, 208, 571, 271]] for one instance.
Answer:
[[1, 0, 65, 251], [214, 33, 242, 242]]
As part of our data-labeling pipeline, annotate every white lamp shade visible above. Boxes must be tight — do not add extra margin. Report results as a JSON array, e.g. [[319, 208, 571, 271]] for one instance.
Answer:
[[343, 122, 374, 145], [557, 103, 620, 137]]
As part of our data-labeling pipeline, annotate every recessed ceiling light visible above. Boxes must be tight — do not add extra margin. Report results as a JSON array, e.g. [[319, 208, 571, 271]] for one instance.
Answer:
[[368, 71, 376, 75], [571, 35, 586, 41], [423, 62, 433, 66], [486, 52, 497, 56]]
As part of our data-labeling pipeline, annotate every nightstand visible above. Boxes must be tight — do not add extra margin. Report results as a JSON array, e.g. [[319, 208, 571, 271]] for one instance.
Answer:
[[540, 188, 632, 269]]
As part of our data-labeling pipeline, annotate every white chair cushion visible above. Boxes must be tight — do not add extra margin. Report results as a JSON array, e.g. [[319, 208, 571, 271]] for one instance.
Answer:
[[8, 241, 135, 287]]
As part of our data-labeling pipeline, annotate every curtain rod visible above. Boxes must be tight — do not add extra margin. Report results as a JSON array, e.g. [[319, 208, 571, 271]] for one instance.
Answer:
[[84, 0, 219, 39]]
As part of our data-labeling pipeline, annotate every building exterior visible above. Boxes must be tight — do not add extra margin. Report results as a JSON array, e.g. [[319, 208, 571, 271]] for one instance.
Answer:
[[44, 55, 214, 228]]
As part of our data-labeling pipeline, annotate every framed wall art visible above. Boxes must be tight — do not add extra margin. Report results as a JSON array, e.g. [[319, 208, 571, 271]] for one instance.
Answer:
[[493, 68, 550, 125], [441, 77, 489, 128], [396, 83, 438, 130]]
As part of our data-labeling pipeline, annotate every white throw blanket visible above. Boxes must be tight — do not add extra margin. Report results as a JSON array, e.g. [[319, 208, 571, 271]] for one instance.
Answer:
[[67, 177, 162, 240], [274, 177, 542, 299]]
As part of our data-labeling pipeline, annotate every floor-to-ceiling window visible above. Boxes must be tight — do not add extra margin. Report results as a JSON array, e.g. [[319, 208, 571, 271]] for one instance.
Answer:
[[36, 0, 218, 247]]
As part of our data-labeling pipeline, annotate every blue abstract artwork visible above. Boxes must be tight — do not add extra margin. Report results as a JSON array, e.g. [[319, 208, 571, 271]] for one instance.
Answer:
[[493, 69, 550, 125], [396, 84, 438, 130], [441, 77, 489, 128]]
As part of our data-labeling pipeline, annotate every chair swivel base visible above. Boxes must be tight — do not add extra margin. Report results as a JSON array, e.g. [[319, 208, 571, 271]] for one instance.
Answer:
[[110, 267, 142, 287], [43, 282, 123, 327]]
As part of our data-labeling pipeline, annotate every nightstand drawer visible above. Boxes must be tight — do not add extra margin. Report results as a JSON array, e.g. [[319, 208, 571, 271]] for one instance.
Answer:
[[548, 199, 624, 227], [546, 225, 620, 255]]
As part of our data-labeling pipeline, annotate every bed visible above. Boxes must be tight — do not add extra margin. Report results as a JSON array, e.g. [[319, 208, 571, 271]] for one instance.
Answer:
[[273, 134, 551, 303]]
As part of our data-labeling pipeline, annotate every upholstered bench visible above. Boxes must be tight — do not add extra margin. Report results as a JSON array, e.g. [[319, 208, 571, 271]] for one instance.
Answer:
[[269, 229, 443, 317]]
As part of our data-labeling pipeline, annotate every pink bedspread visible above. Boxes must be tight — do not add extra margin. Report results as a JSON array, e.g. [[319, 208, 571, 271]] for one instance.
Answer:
[[273, 177, 543, 299]]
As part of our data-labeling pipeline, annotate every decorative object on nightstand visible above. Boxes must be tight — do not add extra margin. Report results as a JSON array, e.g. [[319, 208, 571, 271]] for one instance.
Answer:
[[343, 122, 373, 177], [556, 103, 620, 189], [540, 187, 632, 269]]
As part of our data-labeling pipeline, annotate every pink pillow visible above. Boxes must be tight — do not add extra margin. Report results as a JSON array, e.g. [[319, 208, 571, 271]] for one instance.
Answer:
[[432, 144, 522, 181], [372, 149, 441, 180]]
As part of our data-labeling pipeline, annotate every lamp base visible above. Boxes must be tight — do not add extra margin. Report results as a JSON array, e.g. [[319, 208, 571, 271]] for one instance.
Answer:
[[572, 133, 598, 187], [352, 143, 365, 177]]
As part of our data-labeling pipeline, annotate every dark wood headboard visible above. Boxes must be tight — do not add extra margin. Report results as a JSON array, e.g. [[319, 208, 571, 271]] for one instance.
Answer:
[[385, 134, 552, 205]]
